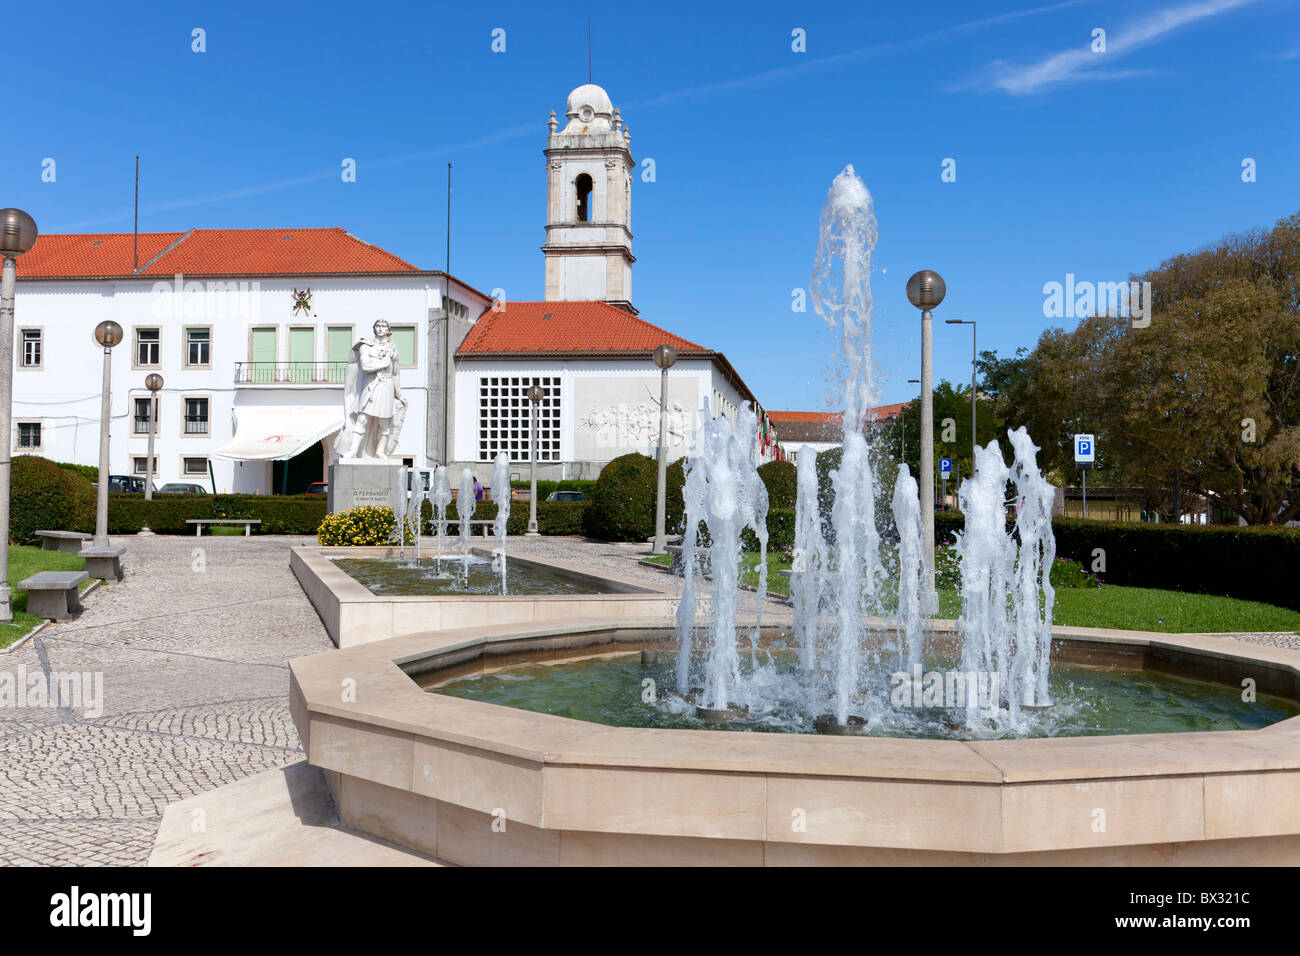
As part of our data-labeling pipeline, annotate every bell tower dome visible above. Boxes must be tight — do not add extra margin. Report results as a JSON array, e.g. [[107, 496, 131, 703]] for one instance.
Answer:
[[543, 82, 635, 312]]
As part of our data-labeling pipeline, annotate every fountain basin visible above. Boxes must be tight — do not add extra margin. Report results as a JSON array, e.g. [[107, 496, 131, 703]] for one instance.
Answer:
[[291, 546, 674, 647], [289, 620, 1300, 865]]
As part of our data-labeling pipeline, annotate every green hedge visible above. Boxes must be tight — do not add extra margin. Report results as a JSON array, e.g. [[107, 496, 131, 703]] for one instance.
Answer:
[[931, 511, 1300, 612], [1051, 519, 1300, 611], [757, 460, 797, 511], [583, 453, 657, 542], [107, 494, 327, 535], [58, 461, 100, 483], [740, 508, 795, 553], [427, 500, 588, 537], [10, 456, 96, 543]]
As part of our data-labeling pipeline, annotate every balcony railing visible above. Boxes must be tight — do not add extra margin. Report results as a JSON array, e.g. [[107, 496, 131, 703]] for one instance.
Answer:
[[184, 415, 209, 435], [234, 361, 348, 385]]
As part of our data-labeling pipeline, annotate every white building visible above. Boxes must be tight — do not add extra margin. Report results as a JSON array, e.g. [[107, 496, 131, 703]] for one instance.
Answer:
[[445, 81, 778, 481], [10, 81, 778, 493], [12, 228, 491, 492]]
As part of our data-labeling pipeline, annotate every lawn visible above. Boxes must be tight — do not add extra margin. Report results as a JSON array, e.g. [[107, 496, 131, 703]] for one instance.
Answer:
[[643, 553, 1300, 634], [0, 545, 93, 649]]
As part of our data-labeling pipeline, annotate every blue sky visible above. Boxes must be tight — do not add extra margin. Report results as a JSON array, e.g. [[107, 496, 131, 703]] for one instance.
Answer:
[[7, 0, 1298, 409]]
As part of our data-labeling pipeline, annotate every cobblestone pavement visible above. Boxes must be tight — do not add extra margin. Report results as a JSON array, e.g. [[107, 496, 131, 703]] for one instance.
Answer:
[[0, 532, 1291, 866], [0, 535, 328, 866]]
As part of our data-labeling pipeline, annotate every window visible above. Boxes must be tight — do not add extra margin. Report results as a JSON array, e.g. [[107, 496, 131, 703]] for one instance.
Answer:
[[390, 325, 417, 367], [185, 327, 211, 367], [182, 456, 208, 477], [326, 326, 352, 384], [17, 422, 41, 449], [184, 397, 209, 435], [133, 397, 160, 434], [132, 456, 160, 476], [20, 329, 41, 368], [135, 328, 160, 367], [575, 174, 593, 222], [478, 376, 560, 463]]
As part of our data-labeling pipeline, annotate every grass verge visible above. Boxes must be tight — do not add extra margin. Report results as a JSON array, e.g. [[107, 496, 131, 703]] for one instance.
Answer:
[[0, 546, 93, 649]]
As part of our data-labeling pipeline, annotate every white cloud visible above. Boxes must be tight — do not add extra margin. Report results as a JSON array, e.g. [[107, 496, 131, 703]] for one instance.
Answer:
[[971, 0, 1260, 96]]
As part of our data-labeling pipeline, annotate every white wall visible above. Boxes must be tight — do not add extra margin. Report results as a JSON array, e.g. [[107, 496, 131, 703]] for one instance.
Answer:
[[453, 356, 773, 471], [11, 275, 479, 491]]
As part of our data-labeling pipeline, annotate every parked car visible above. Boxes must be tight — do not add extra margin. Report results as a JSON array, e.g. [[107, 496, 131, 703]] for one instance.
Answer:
[[546, 490, 588, 502], [305, 482, 328, 496], [157, 483, 207, 494], [105, 475, 147, 493]]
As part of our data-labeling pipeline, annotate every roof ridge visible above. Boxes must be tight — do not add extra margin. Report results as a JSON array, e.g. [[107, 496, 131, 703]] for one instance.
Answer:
[[136, 227, 195, 274]]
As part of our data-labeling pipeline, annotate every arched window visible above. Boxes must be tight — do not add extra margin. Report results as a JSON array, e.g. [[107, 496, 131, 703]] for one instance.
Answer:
[[575, 174, 593, 222]]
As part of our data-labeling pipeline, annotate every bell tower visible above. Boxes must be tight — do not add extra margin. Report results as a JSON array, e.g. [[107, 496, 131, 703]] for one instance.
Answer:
[[543, 83, 635, 312]]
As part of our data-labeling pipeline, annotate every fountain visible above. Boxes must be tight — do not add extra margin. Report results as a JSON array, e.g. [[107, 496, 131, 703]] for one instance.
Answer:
[[431, 465, 452, 569], [286, 163, 1300, 867], [673, 404, 768, 718], [457, 467, 476, 587], [491, 452, 511, 594]]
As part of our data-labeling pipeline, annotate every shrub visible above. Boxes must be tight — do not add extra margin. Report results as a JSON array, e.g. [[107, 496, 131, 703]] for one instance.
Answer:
[[317, 505, 416, 546], [1050, 556, 1101, 589], [757, 460, 797, 511], [584, 453, 657, 542], [740, 508, 796, 553], [58, 461, 99, 483], [9, 456, 96, 543], [1051, 519, 1300, 610], [107, 493, 326, 535]]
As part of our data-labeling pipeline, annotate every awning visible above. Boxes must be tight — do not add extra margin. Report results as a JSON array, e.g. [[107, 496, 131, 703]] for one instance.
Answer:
[[210, 404, 340, 461]]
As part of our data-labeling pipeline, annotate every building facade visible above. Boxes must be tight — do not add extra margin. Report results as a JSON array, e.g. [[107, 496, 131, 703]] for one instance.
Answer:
[[10, 81, 782, 493], [12, 228, 491, 493]]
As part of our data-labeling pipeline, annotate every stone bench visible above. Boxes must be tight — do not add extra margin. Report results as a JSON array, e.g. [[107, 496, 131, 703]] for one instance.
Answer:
[[17, 570, 88, 621], [81, 546, 126, 582], [35, 530, 92, 554], [187, 519, 262, 536]]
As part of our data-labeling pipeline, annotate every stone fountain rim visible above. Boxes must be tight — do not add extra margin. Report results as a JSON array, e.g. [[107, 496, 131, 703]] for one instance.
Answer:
[[290, 618, 1300, 787]]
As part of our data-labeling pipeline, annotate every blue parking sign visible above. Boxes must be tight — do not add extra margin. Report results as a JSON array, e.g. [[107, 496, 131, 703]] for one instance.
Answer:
[[938, 457, 953, 475], [1074, 434, 1095, 464]]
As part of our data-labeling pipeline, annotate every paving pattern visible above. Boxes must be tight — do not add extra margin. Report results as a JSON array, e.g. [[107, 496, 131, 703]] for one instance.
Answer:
[[0, 535, 327, 866], [0, 532, 1291, 866]]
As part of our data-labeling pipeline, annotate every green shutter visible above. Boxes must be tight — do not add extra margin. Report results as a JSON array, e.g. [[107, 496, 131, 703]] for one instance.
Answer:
[[327, 327, 352, 384], [289, 327, 314, 383], [391, 326, 416, 367]]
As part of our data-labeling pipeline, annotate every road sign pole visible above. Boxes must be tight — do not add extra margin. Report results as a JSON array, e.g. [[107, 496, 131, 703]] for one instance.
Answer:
[[1082, 468, 1087, 519]]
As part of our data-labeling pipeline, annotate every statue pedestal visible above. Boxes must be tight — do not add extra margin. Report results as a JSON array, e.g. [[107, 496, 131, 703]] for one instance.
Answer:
[[328, 459, 403, 515]]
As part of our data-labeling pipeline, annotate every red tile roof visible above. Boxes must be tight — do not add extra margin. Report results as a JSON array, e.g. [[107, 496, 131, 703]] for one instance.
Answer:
[[16, 227, 420, 278], [457, 300, 709, 356], [13, 232, 187, 279], [770, 402, 908, 424]]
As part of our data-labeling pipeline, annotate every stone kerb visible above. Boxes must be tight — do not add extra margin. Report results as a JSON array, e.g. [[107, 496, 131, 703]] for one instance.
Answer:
[[289, 621, 1300, 865], [290, 546, 681, 648]]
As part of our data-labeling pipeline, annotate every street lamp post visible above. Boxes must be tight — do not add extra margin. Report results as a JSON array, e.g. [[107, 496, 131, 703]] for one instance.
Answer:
[[143, 374, 163, 501], [905, 377, 920, 466], [651, 344, 677, 555], [946, 319, 977, 467], [0, 209, 39, 623], [906, 270, 946, 600], [526, 383, 543, 536], [138, 373, 163, 536], [92, 321, 124, 548]]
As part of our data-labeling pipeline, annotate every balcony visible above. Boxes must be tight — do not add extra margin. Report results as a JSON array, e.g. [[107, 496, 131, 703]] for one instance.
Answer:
[[234, 361, 348, 385]]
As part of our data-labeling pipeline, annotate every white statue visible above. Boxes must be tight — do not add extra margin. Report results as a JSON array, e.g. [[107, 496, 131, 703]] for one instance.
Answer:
[[336, 319, 407, 459]]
